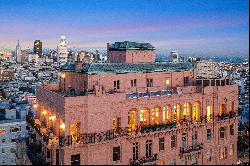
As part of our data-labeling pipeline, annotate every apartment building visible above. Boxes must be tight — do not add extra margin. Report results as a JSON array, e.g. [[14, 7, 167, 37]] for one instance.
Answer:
[[197, 60, 218, 78], [28, 41, 238, 165]]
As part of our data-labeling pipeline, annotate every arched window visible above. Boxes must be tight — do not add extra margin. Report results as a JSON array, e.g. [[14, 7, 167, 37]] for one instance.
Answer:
[[140, 108, 149, 127], [173, 104, 181, 122], [128, 110, 136, 131], [192, 101, 200, 121], [183, 102, 191, 119], [219, 104, 227, 115], [206, 106, 213, 122], [151, 106, 161, 125], [163, 105, 171, 123]]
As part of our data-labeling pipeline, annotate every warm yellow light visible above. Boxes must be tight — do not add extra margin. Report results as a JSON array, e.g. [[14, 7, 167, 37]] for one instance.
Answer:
[[165, 79, 170, 85], [49, 115, 56, 121], [33, 104, 38, 108], [41, 110, 47, 115], [60, 123, 65, 130], [61, 73, 65, 79]]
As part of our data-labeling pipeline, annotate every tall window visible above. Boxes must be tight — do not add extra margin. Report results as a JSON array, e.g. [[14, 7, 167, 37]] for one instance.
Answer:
[[113, 146, 121, 161], [192, 101, 200, 121], [219, 104, 227, 115], [128, 110, 136, 131], [151, 106, 160, 125], [131, 79, 137, 87], [182, 133, 187, 149], [113, 117, 121, 132], [171, 135, 177, 148], [133, 142, 139, 160], [230, 101, 234, 112], [220, 127, 225, 139], [191, 154, 198, 165], [56, 149, 59, 165], [162, 105, 171, 123], [146, 78, 153, 87], [230, 124, 234, 135], [229, 144, 234, 156], [192, 131, 198, 147], [207, 149, 212, 161], [206, 106, 213, 122], [183, 103, 191, 119], [173, 104, 181, 122], [165, 79, 170, 86], [207, 129, 212, 141], [71, 154, 80, 165], [114, 80, 120, 90], [159, 138, 165, 151], [146, 140, 152, 158], [140, 109, 149, 127]]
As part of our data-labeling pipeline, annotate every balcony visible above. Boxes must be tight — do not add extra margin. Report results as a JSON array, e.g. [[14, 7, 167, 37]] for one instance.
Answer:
[[217, 111, 237, 121], [179, 143, 203, 156], [129, 154, 158, 165]]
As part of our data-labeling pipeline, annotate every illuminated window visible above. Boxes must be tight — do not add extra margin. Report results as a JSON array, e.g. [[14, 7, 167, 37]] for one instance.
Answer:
[[230, 101, 234, 112], [128, 110, 136, 131], [183, 103, 191, 119], [151, 106, 161, 125], [162, 105, 171, 123], [0, 129, 6, 135], [70, 124, 75, 141], [229, 144, 234, 156], [165, 79, 170, 85], [206, 106, 213, 121], [140, 109, 149, 127], [219, 104, 227, 115], [173, 104, 181, 122], [192, 101, 200, 121]]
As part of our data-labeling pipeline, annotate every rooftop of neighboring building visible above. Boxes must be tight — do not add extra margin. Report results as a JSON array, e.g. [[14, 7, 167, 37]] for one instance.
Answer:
[[108, 41, 155, 51]]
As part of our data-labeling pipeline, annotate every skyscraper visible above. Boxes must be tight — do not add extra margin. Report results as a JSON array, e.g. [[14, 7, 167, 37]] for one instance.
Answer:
[[34, 40, 42, 56], [57, 35, 68, 66], [170, 51, 179, 63], [15, 40, 22, 63]]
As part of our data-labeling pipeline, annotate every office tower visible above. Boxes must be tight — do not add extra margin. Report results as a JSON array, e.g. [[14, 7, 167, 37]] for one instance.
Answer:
[[170, 51, 179, 63], [57, 36, 68, 66], [34, 40, 42, 56]]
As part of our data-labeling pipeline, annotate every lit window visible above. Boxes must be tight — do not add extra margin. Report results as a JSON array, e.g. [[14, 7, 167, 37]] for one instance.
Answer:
[[128, 110, 136, 131], [229, 144, 234, 156], [183, 103, 191, 119], [162, 105, 171, 123], [140, 109, 149, 127], [173, 104, 181, 122], [206, 106, 213, 121], [192, 101, 200, 121], [219, 104, 227, 115], [151, 106, 161, 125], [165, 79, 170, 85], [0, 129, 6, 135]]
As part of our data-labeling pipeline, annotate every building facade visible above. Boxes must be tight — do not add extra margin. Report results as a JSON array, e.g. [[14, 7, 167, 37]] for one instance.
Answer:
[[29, 43, 238, 165], [197, 60, 218, 78], [107, 41, 155, 63]]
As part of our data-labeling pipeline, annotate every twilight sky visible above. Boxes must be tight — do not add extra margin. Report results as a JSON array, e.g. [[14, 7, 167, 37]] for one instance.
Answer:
[[0, 0, 249, 56]]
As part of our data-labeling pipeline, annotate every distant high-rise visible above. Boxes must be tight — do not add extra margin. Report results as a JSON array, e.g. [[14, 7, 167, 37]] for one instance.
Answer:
[[34, 40, 42, 56], [57, 36, 68, 65], [15, 40, 22, 63], [170, 51, 179, 63]]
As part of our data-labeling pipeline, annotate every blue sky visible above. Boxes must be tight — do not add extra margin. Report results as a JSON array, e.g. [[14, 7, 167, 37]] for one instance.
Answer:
[[0, 0, 249, 56]]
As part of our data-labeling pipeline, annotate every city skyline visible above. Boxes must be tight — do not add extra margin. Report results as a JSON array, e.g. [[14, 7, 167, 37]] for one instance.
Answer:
[[0, 0, 249, 57]]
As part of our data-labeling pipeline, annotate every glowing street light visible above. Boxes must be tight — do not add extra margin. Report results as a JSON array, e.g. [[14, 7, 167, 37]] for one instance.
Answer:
[[60, 123, 65, 130]]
